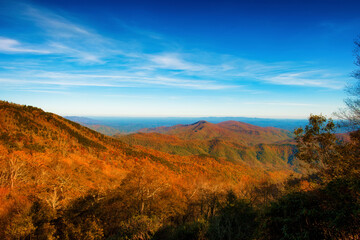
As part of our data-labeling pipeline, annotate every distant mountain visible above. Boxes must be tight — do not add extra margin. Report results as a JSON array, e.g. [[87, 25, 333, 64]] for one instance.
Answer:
[[65, 116, 102, 125], [65, 116, 123, 135], [118, 120, 296, 168], [139, 120, 294, 145], [64, 116, 309, 133]]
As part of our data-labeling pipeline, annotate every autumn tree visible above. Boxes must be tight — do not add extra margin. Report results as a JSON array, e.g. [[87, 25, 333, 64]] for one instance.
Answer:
[[0, 151, 27, 189], [282, 112, 360, 238], [295, 114, 360, 181], [294, 115, 339, 179], [120, 160, 171, 216], [278, 41, 360, 235]]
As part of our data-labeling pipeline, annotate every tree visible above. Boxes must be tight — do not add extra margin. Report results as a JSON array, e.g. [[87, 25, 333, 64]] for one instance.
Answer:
[[261, 178, 360, 240], [261, 191, 324, 240], [294, 115, 339, 179], [295, 114, 360, 181], [0, 151, 27, 189], [207, 191, 258, 240], [337, 37, 360, 129], [119, 160, 171, 216]]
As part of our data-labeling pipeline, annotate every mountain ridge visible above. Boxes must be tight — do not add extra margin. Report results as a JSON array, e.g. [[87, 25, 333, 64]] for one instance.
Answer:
[[0, 100, 298, 239], [138, 119, 294, 146], [0, 100, 295, 203], [118, 119, 296, 168]]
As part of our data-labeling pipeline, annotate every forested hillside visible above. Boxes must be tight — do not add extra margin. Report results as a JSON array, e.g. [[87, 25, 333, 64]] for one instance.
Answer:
[[0, 100, 295, 239], [2, 102, 360, 240], [1, 100, 359, 239]]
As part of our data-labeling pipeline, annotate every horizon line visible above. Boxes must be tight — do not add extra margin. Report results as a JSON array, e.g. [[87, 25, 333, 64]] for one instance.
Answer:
[[63, 115, 312, 120]]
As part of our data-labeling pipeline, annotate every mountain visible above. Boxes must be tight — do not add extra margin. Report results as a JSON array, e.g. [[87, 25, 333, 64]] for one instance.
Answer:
[[0, 101, 134, 203], [0, 101, 294, 202], [63, 116, 310, 133], [118, 120, 296, 168], [139, 120, 293, 145], [0, 101, 298, 239]]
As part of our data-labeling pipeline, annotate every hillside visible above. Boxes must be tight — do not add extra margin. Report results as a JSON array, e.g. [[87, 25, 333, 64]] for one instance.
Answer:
[[1, 101, 269, 191], [0, 101, 133, 203], [0, 101, 298, 239]]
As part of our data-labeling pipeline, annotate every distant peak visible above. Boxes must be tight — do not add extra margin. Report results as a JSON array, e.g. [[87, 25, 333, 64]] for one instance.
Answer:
[[192, 120, 208, 125]]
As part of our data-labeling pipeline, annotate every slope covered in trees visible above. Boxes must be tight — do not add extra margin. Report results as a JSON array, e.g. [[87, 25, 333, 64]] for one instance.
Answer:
[[0, 100, 296, 239], [0, 100, 359, 239]]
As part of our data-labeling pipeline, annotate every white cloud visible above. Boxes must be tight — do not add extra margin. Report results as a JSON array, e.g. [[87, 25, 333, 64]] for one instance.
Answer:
[[262, 70, 345, 89], [229, 59, 345, 89], [148, 53, 208, 71], [47, 43, 104, 64], [16, 89, 69, 94], [244, 101, 316, 106], [24, 5, 93, 37], [15, 5, 123, 63], [0, 70, 237, 90], [0, 37, 50, 54], [0, 3, 349, 91]]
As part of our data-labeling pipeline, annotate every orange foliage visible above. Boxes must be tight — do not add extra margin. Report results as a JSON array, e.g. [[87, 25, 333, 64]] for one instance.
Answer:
[[0, 100, 299, 239]]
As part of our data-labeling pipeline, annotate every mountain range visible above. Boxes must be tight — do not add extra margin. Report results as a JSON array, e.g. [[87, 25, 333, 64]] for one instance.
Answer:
[[0, 101, 296, 209], [118, 120, 296, 168], [65, 116, 310, 134], [0, 100, 305, 239]]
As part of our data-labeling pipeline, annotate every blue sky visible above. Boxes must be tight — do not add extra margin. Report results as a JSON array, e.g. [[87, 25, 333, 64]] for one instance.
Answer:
[[0, 0, 359, 118]]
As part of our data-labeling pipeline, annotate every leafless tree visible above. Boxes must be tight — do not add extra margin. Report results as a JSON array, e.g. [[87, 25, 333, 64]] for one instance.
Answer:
[[336, 37, 360, 130]]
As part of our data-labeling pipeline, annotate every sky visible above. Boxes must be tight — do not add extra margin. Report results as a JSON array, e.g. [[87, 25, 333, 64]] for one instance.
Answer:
[[0, 0, 359, 118]]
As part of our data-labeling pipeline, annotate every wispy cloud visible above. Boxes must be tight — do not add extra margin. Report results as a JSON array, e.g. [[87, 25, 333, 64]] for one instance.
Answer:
[[0, 37, 50, 54], [0, 77, 117, 87], [244, 101, 317, 107], [16, 89, 70, 94], [24, 6, 91, 36], [0, 71, 237, 90], [148, 53, 209, 71], [8, 4, 126, 63], [231, 60, 345, 89], [48, 43, 104, 63], [0, 2, 349, 93], [262, 70, 344, 89]]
